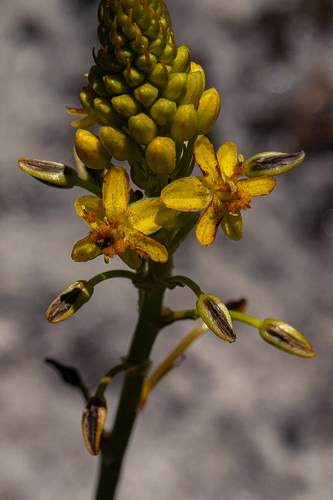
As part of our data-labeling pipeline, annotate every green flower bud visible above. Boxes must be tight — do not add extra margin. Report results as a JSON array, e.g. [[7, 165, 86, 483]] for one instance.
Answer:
[[75, 129, 112, 170], [170, 46, 191, 74], [99, 124, 137, 161], [149, 98, 177, 127], [123, 63, 145, 87], [259, 319, 316, 358], [128, 113, 157, 145], [146, 136, 176, 174], [243, 151, 305, 177], [134, 50, 157, 73], [146, 62, 172, 88], [169, 104, 198, 142], [160, 73, 188, 102], [134, 82, 159, 108], [196, 88, 221, 135], [190, 62, 206, 90], [80, 86, 106, 125], [196, 294, 236, 343], [93, 97, 126, 127], [46, 280, 94, 324], [18, 158, 78, 189], [111, 94, 143, 118], [82, 396, 107, 456], [104, 74, 131, 95], [178, 70, 204, 108]]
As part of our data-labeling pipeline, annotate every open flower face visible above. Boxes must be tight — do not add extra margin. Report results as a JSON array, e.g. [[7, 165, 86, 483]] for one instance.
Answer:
[[72, 165, 175, 268], [160, 136, 276, 245]]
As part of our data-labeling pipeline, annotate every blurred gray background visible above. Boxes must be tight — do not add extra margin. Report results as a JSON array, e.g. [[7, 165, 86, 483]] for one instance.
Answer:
[[1, 0, 333, 499]]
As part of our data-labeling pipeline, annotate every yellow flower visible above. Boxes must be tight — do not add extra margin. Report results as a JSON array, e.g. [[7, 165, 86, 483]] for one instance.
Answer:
[[72, 165, 175, 268], [160, 136, 276, 245]]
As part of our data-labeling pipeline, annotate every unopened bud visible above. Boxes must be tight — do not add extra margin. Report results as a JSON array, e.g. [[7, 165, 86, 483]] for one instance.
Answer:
[[18, 158, 78, 188], [196, 88, 221, 135], [146, 137, 176, 174], [128, 113, 157, 145], [149, 98, 176, 127], [196, 294, 236, 343], [259, 318, 316, 358], [170, 46, 191, 74], [111, 94, 143, 119], [190, 62, 206, 90], [82, 396, 107, 456], [244, 151, 305, 177], [46, 280, 94, 324], [170, 104, 197, 142], [178, 71, 204, 108], [79, 86, 106, 125], [160, 73, 188, 102], [94, 97, 127, 127], [99, 125, 137, 161], [75, 129, 111, 170], [133, 83, 159, 108]]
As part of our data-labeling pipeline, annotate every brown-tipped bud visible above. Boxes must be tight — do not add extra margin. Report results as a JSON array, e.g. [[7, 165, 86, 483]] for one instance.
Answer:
[[178, 70, 204, 108], [196, 88, 221, 135], [160, 73, 188, 102], [99, 124, 137, 161], [82, 397, 107, 456], [170, 46, 191, 74], [46, 281, 94, 324], [45, 359, 83, 387], [128, 113, 157, 145], [259, 319, 316, 358], [104, 74, 131, 95], [75, 129, 112, 170], [135, 48, 157, 73], [111, 94, 143, 118], [79, 86, 106, 125], [149, 98, 177, 127], [146, 136, 176, 174], [146, 62, 171, 88], [169, 104, 198, 142], [18, 158, 78, 189], [134, 83, 159, 108], [123, 61, 145, 87], [196, 294, 236, 343], [243, 151, 305, 177], [93, 98, 127, 127]]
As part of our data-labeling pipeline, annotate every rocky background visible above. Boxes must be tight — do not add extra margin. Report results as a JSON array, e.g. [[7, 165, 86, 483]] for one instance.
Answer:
[[1, 0, 333, 499]]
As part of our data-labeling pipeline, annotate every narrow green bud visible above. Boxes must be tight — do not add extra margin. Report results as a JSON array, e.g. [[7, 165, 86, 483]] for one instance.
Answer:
[[196, 88, 221, 135], [178, 71, 204, 108], [46, 280, 94, 324], [259, 319, 316, 358], [82, 396, 107, 456], [170, 46, 191, 74], [169, 104, 197, 142], [104, 74, 131, 95], [146, 137, 176, 174], [79, 86, 106, 125], [94, 97, 126, 127], [111, 94, 143, 118], [196, 294, 236, 343], [160, 73, 188, 102], [99, 125, 137, 161], [149, 98, 177, 126], [146, 62, 171, 88], [75, 129, 112, 170], [133, 82, 159, 108], [128, 113, 157, 145], [18, 158, 78, 189], [244, 151, 305, 177]]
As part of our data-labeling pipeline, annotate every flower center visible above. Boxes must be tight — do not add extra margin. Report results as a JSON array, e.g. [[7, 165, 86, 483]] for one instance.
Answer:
[[88, 218, 126, 258]]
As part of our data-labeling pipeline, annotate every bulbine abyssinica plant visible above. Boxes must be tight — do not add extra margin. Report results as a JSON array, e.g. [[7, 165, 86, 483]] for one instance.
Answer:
[[18, 1, 315, 498]]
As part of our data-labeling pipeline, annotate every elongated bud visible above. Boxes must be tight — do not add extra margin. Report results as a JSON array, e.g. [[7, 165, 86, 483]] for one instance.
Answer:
[[149, 98, 176, 126], [111, 94, 143, 118], [94, 97, 127, 126], [146, 137, 176, 174], [82, 396, 107, 456], [196, 294, 236, 343], [190, 62, 205, 90], [178, 71, 204, 107], [170, 46, 191, 74], [18, 158, 78, 188], [46, 280, 94, 324], [169, 104, 197, 142], [196, 88, 221, 135], [259, 318, 316, 358], [79, 86, 106, 125], [160, 73, 188, 102], [99, 124, 137, 161], [75, 129, 111, 170], [244, 151, 305, 177], [128, 112, 157, 145]]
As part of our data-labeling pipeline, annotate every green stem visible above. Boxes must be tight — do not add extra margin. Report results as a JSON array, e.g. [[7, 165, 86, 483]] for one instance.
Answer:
[[163, 309, 199, 323], [76, 176, 103, 197], [88, 270, 136, 288], [229, 311, 262, 329], [169, 275, 204, 298]]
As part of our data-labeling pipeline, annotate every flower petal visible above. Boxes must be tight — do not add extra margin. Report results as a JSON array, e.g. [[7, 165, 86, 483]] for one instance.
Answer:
[[71, 237, 102, 262], [238, 175, 276, 196], [125, 198, 176, 235], [217, 142, 237, 179], [221, 211, 243, 241], [74, 196, 105, 230], [124, 227, 168, 263], [195, 195, 226, 246], [119, 248, 142, 269], [160, 177, 212, 211], [194, 136, 222, 188], [103, 165, 131, 222]]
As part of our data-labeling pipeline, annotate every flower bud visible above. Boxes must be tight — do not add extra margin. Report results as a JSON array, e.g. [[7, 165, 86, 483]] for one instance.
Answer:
[[160, 73, 188, 102], [46, 280, 94, 324], [94, 97, 127, 127], [190, 62, 206, 90], [75, 129, 112, 170], [196, 88, 221, 135], [149, 98, 177, 127], [128, 113, 157, 145], [133, 82, 159, 108], [259, 319, 316, 358], [99, 125, 137, 161], [79, 86, 106, 125], [170, 46, 191, 74], [18, 158, 78, 188], [169, 104, 198, 143], [82, 396, 107, 456], [147, 62, 171, 88], [178, 71, 204, 108], [145, 137, 176, 174], [111, 94, 143, 118], [196, 294, 236, 343], [104, 74, 131, 95], [243, 151, 305, 177]]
